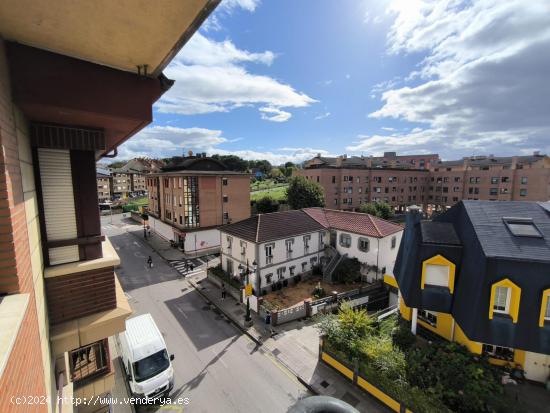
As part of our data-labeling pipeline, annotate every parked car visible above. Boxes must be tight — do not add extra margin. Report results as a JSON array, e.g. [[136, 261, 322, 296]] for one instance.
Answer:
[[116, 313, 175, 401]]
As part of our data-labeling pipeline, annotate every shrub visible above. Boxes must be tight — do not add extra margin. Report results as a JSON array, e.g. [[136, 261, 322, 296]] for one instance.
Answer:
[[313, 285, 326, 299], [332, 257, 361, 284], [256, 195, 279, 213], [391, 318, 416, 351]]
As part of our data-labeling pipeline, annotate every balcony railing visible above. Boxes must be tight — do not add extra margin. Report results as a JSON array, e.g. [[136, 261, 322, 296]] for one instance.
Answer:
[[69, 339, 110, 387]]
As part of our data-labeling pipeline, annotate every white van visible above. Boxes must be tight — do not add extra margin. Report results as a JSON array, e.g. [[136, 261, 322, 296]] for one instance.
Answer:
[[117, 313, 175, 400]]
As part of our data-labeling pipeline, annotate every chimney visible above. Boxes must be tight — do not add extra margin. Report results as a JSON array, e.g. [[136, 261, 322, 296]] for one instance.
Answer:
[[406, 205, 422, 230], [336, 155, 344, 167]]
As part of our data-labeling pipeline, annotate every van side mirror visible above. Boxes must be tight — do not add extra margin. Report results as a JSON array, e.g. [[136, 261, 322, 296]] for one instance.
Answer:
[[170, 354, 175, 361]]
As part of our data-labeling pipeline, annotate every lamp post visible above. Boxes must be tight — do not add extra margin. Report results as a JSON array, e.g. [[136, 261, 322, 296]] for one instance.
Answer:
[[239, 259, 257, 326]]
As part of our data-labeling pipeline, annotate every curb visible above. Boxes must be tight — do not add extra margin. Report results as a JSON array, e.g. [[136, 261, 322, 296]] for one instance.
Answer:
[[188, 278, 262, 346], [188, 277, 319, 396]]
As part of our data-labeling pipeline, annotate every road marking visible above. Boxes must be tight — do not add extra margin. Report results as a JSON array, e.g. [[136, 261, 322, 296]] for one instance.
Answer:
[[176, 306, 188, 319], [211, 348, 228, 369]]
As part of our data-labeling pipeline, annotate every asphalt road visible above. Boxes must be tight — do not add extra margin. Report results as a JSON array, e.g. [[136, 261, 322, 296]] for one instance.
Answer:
[[102, 215, 310, 413]]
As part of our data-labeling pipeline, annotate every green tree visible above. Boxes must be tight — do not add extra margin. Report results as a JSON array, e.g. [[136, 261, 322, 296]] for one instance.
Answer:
[[210, 154, 248, 171], [359, 202, 394, 220], [255, 196, 279, 214], [286, 176, 325, 209], [269, 168, 282, 178], [108, 161, 126, 169]]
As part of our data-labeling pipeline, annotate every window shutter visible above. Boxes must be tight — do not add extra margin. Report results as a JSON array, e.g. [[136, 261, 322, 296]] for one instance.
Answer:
[[38, 148, 79, 264], [424, 264, 449, 288]]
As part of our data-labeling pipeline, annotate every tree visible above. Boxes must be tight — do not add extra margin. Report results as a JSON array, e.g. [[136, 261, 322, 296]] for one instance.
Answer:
[[286, 176, 325, 209], [359, 202, 394, 220], [269, 168, 282, 178], [108, 161, 126, 169], [210, 154, 248, 172], [256, 196, 279, 214]]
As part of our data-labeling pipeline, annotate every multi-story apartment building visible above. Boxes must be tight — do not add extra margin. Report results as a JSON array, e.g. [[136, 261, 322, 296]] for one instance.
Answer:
[[299, 152, 550, 212], [392, 201, 550, 382], [220, 208, 403, 297], [0, 2, 215, 412], [97, 169, 112, 202], [110, 169, 131, 199], [146, 154, 251, 255]]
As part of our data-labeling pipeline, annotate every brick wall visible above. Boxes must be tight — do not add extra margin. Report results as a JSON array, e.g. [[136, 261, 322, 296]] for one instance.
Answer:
[[0, 37, 47, 411], [46, 266, 116, 325]]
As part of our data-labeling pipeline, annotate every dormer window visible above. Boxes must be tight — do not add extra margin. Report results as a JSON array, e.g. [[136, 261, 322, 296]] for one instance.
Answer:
[[503, 217, 542, 238], [421, 255, 456, 293], [493, 286, 510, 314]]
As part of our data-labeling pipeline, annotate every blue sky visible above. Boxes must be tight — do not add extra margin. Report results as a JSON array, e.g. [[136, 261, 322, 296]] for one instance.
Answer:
[[117, 0, 550, 164]]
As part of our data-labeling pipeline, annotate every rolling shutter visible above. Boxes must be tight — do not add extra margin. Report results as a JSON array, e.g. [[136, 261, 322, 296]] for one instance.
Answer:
[[424, 264, 449, 288], [38, 148, 79, 265]]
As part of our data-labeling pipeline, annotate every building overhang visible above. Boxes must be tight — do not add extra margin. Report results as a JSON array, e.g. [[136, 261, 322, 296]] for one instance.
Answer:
[[6, 43, 167, 159], [49, 275, 132, 356], [0, 0, 220, 76]]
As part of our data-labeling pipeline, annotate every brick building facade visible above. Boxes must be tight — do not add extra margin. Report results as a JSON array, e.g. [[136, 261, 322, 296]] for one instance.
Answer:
[[299, 153, 550, 211]]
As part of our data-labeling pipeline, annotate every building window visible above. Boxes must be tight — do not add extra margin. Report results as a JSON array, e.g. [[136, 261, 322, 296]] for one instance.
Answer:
[[520, 189, 527, 197], [277, 267, 286, 280], [227, 259, 233, 275], [332, 176, 336, 183], [223, 212, 229, 220], [521, 177, 528, 185], [482, 344, 514, 361], [501, 176, 510, 183], [424, 264, 450, 288], [240, 241, 246, 257], [391, 236, 397, 249], [418, 310, 437, 327], [302, 262, 307, 272], [69, 339, 110, 386], [226, 236, 232, 250], [358, 237, 369, 252], [222, 178, 228, 186], [223, 195, 228, 203], [286, 239, 294, 258], [489, 188, 498, 196], [265, 244, 274, 264], [493, 286, 510, 314], [303, 235, 310, 253], [491, 177, 498, 184], [339, 233, 351, 248], [265, 273, 273, 284], [289, 266, 295, 276]]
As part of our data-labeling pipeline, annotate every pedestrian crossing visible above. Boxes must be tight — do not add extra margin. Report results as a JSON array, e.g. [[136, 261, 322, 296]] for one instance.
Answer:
[[171, 260, 204, 277]]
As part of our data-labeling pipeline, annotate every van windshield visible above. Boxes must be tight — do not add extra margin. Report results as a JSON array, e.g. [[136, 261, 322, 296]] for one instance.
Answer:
[[132, 350, 170, 382]]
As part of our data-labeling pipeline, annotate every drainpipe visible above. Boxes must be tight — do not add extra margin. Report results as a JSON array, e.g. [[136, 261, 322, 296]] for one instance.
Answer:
[[376, 238, 380, 281], [411, 308, 418, 335]]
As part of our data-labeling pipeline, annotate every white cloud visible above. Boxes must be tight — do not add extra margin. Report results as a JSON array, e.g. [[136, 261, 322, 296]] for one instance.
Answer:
[[314, 112, 331, 120], [220, 0, 261, 12], [158, 33, 316, 121], [117, 126, 227, 159], [259, 106, 292, 122], [381, 126, 395, 131], [364, 0, 550, 158]]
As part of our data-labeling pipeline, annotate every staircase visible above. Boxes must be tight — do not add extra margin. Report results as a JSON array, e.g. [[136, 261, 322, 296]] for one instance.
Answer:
[[322, 246, 346, 283]]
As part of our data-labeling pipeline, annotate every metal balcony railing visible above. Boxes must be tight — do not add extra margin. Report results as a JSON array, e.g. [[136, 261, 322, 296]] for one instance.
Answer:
[[69, 339, 110, 387]]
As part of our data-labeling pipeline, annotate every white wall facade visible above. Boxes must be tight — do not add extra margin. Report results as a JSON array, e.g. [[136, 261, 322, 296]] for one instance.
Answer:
[[220, 230, 327, 294], [184, 228, 220, 253], [334, 229, 403, 277]]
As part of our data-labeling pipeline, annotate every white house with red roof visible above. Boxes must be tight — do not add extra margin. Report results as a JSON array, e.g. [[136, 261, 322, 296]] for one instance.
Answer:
[[219, 208, 403, 297]]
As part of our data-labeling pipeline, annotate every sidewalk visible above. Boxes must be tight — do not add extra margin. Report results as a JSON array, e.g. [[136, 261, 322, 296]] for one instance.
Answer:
[[188, 273, 390, 413]]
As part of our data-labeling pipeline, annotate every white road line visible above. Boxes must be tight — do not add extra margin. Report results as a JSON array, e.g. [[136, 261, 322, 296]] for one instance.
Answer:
[[176, 307, 188, 319]]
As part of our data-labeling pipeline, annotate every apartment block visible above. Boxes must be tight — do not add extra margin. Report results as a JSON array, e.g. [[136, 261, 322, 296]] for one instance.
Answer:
[[146, 154, 251, 255], [110, 170, 131, 199], [299, 152, 550, 211], [0, 2, 216, 412], [96, 170, 112, 203]]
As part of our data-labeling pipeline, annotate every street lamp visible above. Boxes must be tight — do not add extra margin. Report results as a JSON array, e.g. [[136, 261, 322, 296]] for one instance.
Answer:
[[239, 259, 257, 326]]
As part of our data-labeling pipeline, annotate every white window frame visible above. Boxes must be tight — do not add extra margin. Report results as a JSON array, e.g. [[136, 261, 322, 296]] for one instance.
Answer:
[[339, 233, 351, 248], [493, 286, 511, 314], [545, 298, 550, 321], [358, 237, 369, 252], [265, 244, 273, 264]]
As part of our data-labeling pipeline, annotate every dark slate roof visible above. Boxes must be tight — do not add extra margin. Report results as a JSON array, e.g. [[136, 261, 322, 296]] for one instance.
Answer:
[[435, 154, 546, 168], [420, 221, 461, 245], [461, 200, 550, 263], [221, 210, 326, 243]]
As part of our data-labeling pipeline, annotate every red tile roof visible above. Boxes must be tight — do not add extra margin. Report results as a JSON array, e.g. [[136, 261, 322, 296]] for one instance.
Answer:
[[304, 208, 403, 238]]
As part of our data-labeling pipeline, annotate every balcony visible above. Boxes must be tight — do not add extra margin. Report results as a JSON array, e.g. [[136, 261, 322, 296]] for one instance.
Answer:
[[69, 339, 110, 388]]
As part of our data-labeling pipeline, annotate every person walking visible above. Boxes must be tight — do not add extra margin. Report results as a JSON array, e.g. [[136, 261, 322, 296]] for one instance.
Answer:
[[221, 283, 226, 301], [147, 256, 153, 268], [264, 312, 273, 337]]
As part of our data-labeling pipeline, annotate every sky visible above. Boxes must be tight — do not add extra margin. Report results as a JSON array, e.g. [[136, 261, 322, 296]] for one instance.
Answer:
[[116, 0, 550, 164]]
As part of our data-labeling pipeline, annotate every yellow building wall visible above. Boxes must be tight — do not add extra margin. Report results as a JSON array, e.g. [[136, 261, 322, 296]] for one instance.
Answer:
[[417, 312, 454, 341], [399, 296, 412, 321]]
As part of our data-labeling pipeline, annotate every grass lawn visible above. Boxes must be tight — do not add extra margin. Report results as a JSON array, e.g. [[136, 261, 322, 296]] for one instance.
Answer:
[[250, 185, 288, 202], [263, 276, 365, 309], [131, 196, 149, 206], [251, 179, 287, 191]]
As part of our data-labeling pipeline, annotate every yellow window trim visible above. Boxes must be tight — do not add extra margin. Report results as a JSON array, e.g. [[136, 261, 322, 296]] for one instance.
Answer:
[[489, 278, 521, 323], [539, 288, 550, 327], [421, 254, 456, 293]]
